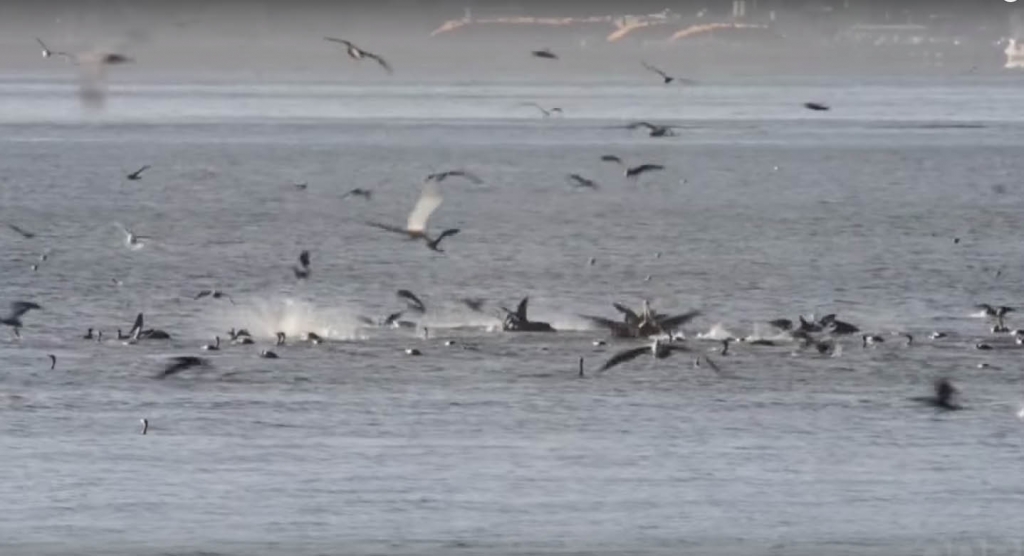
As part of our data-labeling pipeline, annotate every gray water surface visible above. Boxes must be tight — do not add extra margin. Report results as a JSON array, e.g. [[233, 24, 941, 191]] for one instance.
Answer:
[[2, 77, 1024, 555]]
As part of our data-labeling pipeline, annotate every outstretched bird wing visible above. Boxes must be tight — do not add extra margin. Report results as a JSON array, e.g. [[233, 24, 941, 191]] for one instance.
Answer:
[[612, 302, 641, 325], [3, 301, 42, 321], [406, 180, 443, 233], [194, 290, 212, 300], [656, 310, 702, 332], [579, 315, 633, 336], [128, 312, 144, 340], [367, 221, 412, 236], [598, 346, 650, 373], [5, 223, 35, 238], [323, 37, 353, 48], [397, 289, 426, 313], [515, 297, 530, 321], [363, 51, 393, 73], [641, 61, 670, 80]]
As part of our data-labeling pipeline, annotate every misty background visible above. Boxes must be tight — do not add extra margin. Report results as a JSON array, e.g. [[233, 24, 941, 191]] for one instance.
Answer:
[[0, 0, 1021, 80]]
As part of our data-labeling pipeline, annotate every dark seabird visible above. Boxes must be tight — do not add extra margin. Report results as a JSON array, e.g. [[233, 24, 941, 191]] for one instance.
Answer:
[[624, 163, 665, 179], [520, 102, 563, 118], [367, 180, 460, 252], [598, 339, 690, 373], [567, 174, 598, 189], [1, 301, 42, 338], [259, 350, 278, 359], [195, 290, 235, 305], [293, 250, 311, 279], [341, 188, 373, 200], [293, 182, 308, 191], [460, 298, 485, 312], [803, 102, 830, 111], [531, 48, 558, 59], [276, 332, 286, 346], [126, 165, 150, 181], [910, 378, 962, 411], [397, 290, 426, 313], [83, 328, 94, 340], [500, 297, 555, 332], [625, 121, 677, 137], [140, 418, 148, 434], [600, 155, 623, 165], [425, 169, 484, 185], [977, 303, 1014, 329], [405, 348, 422, 356], [156, 356, 208, 379], [4, 223, 35, 239], [323, 37, 393, 73], [47, 354, 56, 370], [640, 61, 697, 85]]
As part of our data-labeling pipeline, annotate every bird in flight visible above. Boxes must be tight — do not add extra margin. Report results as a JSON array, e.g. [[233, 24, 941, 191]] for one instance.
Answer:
[[531, 48, 558, 60], [598, 339, 690, 373], [624, 163, 665, 179], [425, 169, 483, 185], [519, 102, 563, 118], [156, 356, 209, 379], [4, 223, 35, 239], [194, 290, 235, 305], [397, 289, 427, 313], [625, 121, 678, 137], [567, 174, 599, 189], [910, 378, 962, 411], [126, 165, 150, 181], [323, 37, 393, 73], [599, 155, 623, 165], [35, 38, 74, 61], [367, 180, 460, 252], [1, 301, 42, 339], [640, 61, 697, 85], [803, 102, 830, 111], [341, 188, 373, 200]]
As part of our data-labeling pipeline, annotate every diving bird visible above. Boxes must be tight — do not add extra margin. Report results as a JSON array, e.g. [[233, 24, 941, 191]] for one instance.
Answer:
[[367, 180, 460, 252], [194, 290, 235, 304], [156, 356, 208, 379], [625, 121, 677, 137], [425, 170, 483, 185], [531, 48, 558, 59], [293, 250, 311, 279], [803, 102, 830, 111], [323, 37, 392, 73], [520, 102, 563, 118], [598, 339, 690, 373], [567, 174, 598, 189], [113, 223, 146, 250], [4, 223, 35, 239], [640, 61, 696, 85], [126, 165, 150, 181], [624, 163, 664, 179], [910, 378, 962, 411], [1, 301, 42, 338], [397, 289, 426, 313]]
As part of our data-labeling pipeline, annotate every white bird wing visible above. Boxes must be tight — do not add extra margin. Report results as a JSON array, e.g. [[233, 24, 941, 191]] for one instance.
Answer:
[[406, 181, 443, 233]]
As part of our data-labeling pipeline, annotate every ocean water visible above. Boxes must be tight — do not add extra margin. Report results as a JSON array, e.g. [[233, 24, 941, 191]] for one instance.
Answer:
[[2, 75, 1024, 555]]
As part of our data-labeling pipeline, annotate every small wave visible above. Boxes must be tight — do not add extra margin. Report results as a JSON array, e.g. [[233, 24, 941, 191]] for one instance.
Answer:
[[206, 297, 364, 340]]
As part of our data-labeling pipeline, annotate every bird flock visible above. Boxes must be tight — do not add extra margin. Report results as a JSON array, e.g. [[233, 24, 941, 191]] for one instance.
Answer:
[[2, 33, 1003, 436]]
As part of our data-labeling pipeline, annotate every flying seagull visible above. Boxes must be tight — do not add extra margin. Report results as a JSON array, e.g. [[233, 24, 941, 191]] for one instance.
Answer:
[[367, 180, 460, 252], [624, 163, 665, 179], [293, 250, 311, 279], [397, 289, 426, 313], [567, 174, 599, 189], [520, 102, 563, 118], [194, 290, 235, 305], [531, 48, 558, 59], [625, 121, 677, 137], [598, 339, 690, 373], [4, 223, 35, 239], [1, 301, 42, 338], [156, 356, 208, 379], [113, 223, 146, 250], [803, 102, 830, 111], [425, 170, 483, 185], [324, 37, 392, 73], [126, 165, 150, 181], [640, 61, 696, 85]]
